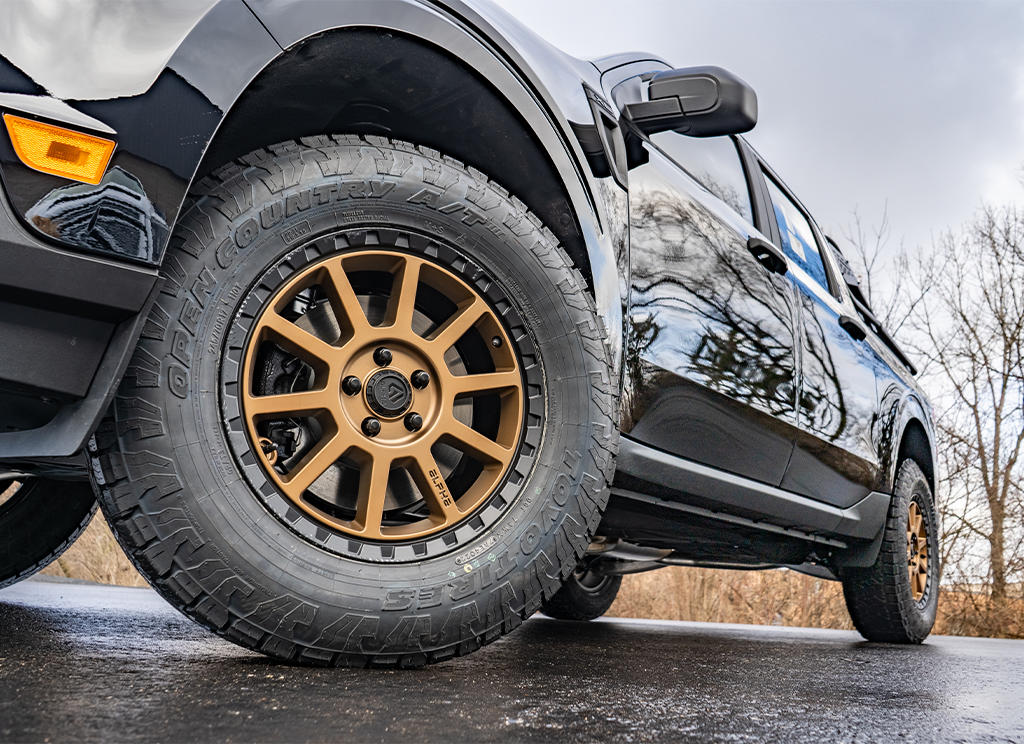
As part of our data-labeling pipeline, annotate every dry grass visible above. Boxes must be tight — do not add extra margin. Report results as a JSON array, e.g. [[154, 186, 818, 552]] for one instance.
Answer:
[[607, 566, 854, 630], [932, 590, 1024, 639], [13, 479, 1020, 640], [39, 513, 147, 587], [607, 565, 1024, 639]]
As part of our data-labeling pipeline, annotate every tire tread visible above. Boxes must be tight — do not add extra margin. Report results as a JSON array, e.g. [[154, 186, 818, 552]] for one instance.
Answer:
[[92, 135, 620, 666]]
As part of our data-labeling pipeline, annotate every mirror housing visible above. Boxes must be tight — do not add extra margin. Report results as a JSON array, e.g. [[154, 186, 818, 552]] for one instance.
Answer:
[[624, 66, 757, 137]]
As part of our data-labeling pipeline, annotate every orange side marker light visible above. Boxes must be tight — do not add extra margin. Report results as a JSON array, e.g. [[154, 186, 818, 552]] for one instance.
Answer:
[[3, 113, 115, 185]]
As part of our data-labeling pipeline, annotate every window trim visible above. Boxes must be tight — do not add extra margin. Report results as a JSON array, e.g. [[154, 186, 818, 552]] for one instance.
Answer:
[[644, 132, 756, 226], [735, 137, 780, 247], [755, 158, 842, 302]]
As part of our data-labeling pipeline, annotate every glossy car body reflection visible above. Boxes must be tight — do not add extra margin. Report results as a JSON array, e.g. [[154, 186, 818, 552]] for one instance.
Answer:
[[625, 145, 798, 486], [0, 0, 935, 579]]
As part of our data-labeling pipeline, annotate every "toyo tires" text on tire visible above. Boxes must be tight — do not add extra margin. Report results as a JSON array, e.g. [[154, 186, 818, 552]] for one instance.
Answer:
[[840, 459, 939, 643], [89, 135, 618, 666]]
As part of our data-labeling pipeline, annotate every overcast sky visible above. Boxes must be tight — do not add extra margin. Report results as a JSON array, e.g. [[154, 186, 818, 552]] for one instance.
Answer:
[[492, 0, 1024, 261]]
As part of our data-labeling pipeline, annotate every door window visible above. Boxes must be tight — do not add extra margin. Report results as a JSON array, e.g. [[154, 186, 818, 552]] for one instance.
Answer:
[[650, 133, 753, 224], [763, 175, 830, 291]]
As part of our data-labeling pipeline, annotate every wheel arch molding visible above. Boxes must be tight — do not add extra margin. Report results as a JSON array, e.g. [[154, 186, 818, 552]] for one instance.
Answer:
[[191, 0, 619, 334], [888, 395, 937, 499]]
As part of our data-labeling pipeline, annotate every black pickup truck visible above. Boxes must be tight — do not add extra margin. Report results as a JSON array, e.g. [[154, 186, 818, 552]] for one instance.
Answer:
[[0, 0, 938, 666]]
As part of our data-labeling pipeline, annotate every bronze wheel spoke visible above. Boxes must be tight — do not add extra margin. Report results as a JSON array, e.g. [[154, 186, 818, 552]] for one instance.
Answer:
[[428, 297, 486, 351], [445, 369, 521, 397], [244, 388, 337, 419], [385, 256, 422, 331], [409, 447, 461, 525], [242, 249, 525, 543], [321, 261, 372, 337], [907, 501, 929, 601], [261, 310, 337, 366], [354, 454, 392, 537], [438, 414, 512, 465], [279, 435, 346, 499]]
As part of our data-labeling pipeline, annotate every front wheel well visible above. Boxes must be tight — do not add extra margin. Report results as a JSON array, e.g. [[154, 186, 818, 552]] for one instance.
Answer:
[[193, 26, 592, 289]]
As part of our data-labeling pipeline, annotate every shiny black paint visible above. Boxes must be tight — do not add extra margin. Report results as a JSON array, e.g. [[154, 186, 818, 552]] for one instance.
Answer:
[[748, 162, 884, 508], [781, 281, 880, 507], [0, 0, 276, 265], [0, 57, 45, 97], [624, 141, 798, 486], [0, 0, 936, 562]]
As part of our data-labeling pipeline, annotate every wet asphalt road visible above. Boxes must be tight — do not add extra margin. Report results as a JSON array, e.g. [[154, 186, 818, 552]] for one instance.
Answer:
[[0, 579, 1021, 743]]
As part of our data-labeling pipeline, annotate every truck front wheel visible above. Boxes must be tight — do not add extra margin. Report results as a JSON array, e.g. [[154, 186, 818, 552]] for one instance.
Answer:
[[91, 136, 618, 666]]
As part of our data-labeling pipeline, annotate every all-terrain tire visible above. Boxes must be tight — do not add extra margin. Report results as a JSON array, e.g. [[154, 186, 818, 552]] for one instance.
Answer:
[[89, 135, 618, 667], [0, 478, 97, 589], [840, 459, 939, 643], [541, 559, 622, 621]]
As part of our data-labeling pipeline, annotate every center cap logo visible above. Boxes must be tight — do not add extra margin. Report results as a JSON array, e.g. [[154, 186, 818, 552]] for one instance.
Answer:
[[385, 382, 405, 404], [364, 369, 412, 417]]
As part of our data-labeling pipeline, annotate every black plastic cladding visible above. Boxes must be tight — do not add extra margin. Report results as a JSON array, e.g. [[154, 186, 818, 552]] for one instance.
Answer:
[[196, 28, 591, 287]]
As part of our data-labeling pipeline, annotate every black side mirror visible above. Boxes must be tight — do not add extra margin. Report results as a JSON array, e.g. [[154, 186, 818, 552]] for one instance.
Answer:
[[624, 66, 757, 138]]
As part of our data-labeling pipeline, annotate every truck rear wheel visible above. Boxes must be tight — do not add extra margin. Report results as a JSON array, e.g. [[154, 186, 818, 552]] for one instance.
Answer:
[[541, 558, 622, 621], [840, 459, 939, 643], [90, 135, 617, 666], [0, 478, 97, 589]]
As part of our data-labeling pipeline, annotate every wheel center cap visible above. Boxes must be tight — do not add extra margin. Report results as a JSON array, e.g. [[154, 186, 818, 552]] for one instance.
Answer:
[[365, 369, 412, 418]]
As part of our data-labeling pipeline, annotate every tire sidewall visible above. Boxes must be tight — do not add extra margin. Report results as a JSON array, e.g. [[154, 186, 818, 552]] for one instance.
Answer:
[[105, 137, 616, 661]]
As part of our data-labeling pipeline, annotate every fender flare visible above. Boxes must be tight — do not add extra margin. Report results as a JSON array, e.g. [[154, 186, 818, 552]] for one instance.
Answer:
[[889, 392, 937, 497], [193, 0, 624, 369]]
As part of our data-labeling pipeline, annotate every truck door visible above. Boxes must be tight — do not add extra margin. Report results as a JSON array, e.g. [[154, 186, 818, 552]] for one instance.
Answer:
[[623, 124, 799, 487], [757, 167, 881, 507]]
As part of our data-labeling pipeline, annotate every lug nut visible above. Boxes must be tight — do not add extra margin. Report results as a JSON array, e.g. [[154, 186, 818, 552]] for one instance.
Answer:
[[410, 370, 430, 389], [342, 376, 362, 396], [491, 336, 503, 348], [373, 347, 393, 366], [361, 417, 382, 437], [404, 412, 424, 432]]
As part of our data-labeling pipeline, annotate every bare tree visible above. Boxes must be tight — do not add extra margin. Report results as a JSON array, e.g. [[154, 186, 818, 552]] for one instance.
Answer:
[[839, 204, 918, 334], [910, 205, 1024, 607]]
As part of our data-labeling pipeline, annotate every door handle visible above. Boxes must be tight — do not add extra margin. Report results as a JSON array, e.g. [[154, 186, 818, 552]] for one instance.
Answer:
[[746, 237, 788, 275], [839, 315, 868, 341]]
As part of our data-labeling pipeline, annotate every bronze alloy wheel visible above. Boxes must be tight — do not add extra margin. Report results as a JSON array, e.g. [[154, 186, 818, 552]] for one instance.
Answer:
[[92, 136, 617, 666], [230, 240, 531, 551], [907, 500, 929, 601]]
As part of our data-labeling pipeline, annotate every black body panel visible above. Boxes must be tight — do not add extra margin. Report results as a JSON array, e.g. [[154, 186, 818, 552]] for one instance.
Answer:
[[0, 0, 277, 265], [623, 142, 799, 486], [0, 0, 935, 562]]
